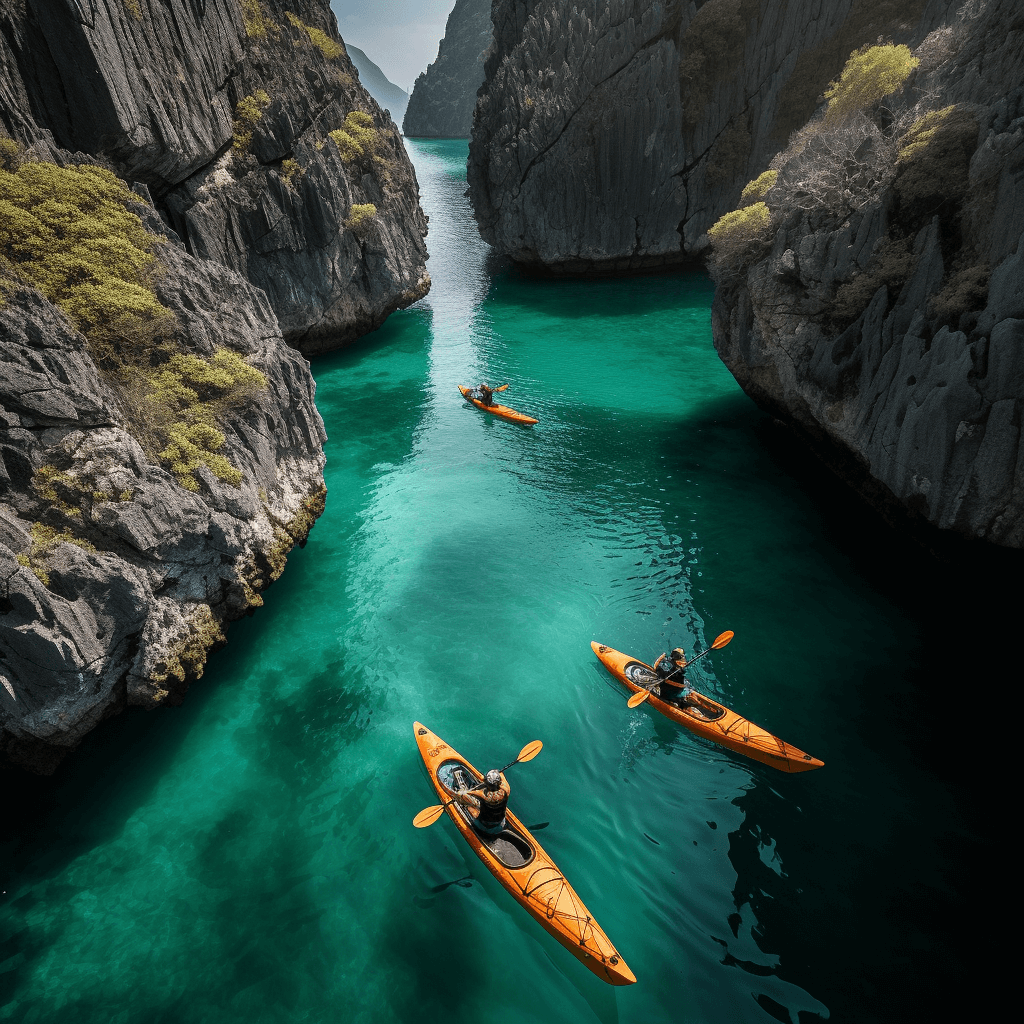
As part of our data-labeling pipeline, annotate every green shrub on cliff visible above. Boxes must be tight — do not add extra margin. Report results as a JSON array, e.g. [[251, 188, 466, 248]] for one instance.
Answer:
[[707, 202, 771, 276], [240, 0, 269, 40], [740, 170, 777, 205], [233, 90, 271, 152], [0, 161, 175, 351], [330, 112, 378, 163], [0, 159, 264, 494], [895, 104, 978, 215], [824, 44, 919, 123], [285, 12, 344, 60], [346, 203, 377, 238]]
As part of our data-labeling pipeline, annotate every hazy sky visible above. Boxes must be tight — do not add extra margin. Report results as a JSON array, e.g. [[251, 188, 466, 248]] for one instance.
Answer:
[[329, 1, 459, 92]]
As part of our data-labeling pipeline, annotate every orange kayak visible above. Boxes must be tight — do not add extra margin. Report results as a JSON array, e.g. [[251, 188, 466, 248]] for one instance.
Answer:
[[591, 642, 824, 773], [413, 722, 636, 985], [458, 385, 538, 425]]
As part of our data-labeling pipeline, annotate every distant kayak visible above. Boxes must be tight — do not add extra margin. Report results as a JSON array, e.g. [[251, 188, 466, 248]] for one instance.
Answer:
[[591, 642, 824, 772], [413, 722, 636, 985], [458, 385, 538, 425]]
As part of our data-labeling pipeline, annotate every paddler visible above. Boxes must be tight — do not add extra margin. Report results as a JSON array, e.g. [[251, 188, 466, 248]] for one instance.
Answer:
[[456, 769, 510, 835], [653, 647, 695, 705], [473, 383, 496, 406]]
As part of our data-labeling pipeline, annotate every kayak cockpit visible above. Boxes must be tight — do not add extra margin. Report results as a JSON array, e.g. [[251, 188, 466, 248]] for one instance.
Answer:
[[622, 661, 727, 722], [437, 759, 536, 869]]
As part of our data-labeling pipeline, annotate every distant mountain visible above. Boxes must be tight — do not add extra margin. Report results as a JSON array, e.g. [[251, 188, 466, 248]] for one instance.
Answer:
[[346, 45, 409, 129]]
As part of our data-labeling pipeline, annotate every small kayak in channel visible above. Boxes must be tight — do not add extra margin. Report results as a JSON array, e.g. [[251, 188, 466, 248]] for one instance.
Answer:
[[413, 722, 636, 985], [458, 385, 538, 425], [591, 642, 824, 773]]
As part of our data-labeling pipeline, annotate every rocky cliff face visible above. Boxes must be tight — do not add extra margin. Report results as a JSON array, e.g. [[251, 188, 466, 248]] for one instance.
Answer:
[[1, 153, 327, 772], [711, 0, 1023, 549], [1, 0, 429, 354], [403, 0, 492, 139], [467, 0, 953, 271]]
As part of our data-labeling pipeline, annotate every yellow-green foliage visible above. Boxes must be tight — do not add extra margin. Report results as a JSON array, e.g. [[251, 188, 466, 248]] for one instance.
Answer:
[[740, 169, 777, 204], [707, 202, 771, 276], [708, 202, 770, 245], [898, 105, 958, 162], [0, 137, 19, 169], [158, 423, 240, 492], [280, 158, 303, 188], [329, 111, 378, 163], [233, 90, 271, 152], [285, 12, 344, 60], [16, 523, 96, 588], [147, 348, 267, 491], [0, 161, 176, 355], [240, 0, 268, 39], [124, 0, 142, 20], [152, 605, 226, 685], [346, 203, 377, 237], [824, 44, 919, 124]]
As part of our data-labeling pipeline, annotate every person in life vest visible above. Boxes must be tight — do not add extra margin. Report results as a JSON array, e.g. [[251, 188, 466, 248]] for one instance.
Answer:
[[456, 769, 510, 834], [469, 382, 509, 406], [653, 647, 695, 705]]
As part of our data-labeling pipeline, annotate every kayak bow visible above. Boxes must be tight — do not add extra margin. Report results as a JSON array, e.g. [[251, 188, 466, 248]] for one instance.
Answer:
[[458, 385, 538, 426], [413, 722, 636, 985], [591, 642, 824, 772]]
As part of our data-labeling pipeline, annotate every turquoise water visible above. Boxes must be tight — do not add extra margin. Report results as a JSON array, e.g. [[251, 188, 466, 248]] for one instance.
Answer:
[[1, 141, 997, 1023]]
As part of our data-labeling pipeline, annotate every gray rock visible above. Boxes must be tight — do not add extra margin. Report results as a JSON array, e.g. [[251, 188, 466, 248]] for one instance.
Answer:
[[712, 0, 1024, 549], [1, 201, 326, 773], [468, 0, 954, 271], [0, 0, 429, 353], [404, 0, 494, 139]]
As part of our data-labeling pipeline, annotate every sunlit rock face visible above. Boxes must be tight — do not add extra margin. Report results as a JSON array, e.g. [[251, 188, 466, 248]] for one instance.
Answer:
[[0, 0, 429, 354], [711, 0, 1024, 550], [467, 0, 951, 272], [403, 0, 493, 139]]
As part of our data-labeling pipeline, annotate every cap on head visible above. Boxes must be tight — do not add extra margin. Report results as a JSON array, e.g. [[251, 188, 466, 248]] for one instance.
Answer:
[[484, 770, 502, 789], [671, 648, 686, 661]]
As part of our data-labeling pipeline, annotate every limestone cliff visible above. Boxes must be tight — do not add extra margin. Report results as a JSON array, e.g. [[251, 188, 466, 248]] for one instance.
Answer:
[[1, 150, 326, 772], [404, 0, 492, 139], [468, 0, 953, 272], [0, 0, 429, 354], [710, 0, 1023, 549]]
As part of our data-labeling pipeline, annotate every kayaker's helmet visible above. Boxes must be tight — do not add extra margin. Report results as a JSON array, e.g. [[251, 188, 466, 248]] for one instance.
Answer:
[[484, 770, 502, 790], [671, 647, 686, 663]]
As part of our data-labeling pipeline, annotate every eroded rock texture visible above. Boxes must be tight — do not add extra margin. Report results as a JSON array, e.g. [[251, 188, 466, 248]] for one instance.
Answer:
[[712, 0, 1024, 549], [0, 0, 429, 353], [468, 0, 953, 271], [1, 209, 327, 772], [403, 0, 493, 139]]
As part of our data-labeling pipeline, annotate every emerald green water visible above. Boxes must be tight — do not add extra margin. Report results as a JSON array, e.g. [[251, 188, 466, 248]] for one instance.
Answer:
[[1, 141, 997, 1023]]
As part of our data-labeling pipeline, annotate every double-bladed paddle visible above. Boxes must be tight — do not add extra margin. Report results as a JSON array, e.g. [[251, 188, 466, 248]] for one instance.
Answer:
[[626, 630, 734, 708], [412, 739, 542, 828]]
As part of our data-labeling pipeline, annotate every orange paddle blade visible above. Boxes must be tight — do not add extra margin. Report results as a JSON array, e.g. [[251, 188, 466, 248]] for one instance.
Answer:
[[627, 689, 652, 708], [712, 630, 734, 649], [517, 740, 543, 762], [412, 804, 446, 828], [495, 383, 510, 391]]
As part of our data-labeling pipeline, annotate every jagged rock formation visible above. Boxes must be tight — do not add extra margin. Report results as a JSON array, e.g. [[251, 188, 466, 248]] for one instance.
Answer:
[[1, 165, 327, 772], [347, 45, 409, 129], [468, 0, 953, 272], [0, 0, 429, 354], [711, 0, 1024, 549], [404, 0, 492, 138]]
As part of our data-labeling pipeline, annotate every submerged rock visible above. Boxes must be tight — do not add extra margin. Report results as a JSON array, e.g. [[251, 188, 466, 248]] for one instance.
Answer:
[[0, 0, 429, 354], [404, 0, 493, 139]]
